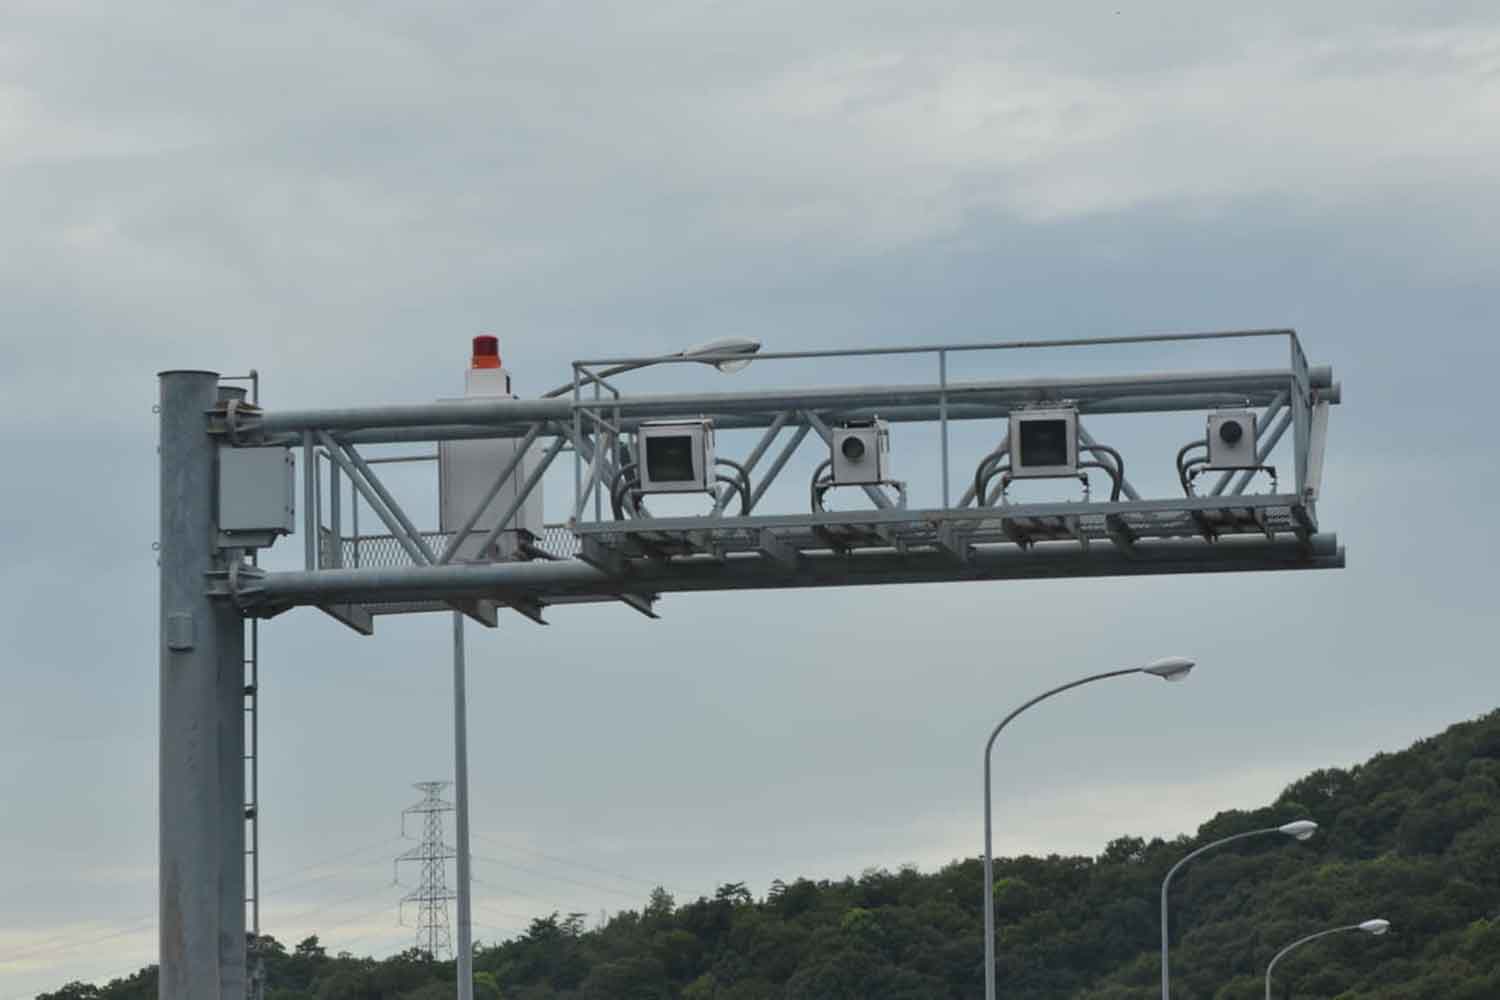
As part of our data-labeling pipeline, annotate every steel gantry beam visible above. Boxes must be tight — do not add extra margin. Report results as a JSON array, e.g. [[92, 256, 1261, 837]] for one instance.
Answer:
[[212, 337, 1341, 627], [239, 365, 1334, 444], [159, 329, 1343, 999]]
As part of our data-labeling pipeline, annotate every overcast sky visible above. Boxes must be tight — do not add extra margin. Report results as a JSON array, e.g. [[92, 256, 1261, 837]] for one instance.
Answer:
[[3, 2, 1499, 995]]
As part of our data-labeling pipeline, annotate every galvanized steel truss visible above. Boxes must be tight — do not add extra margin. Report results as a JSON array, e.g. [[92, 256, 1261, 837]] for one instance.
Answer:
[[159, 329, 1343, 1000], [211, 330, 1342, 631]]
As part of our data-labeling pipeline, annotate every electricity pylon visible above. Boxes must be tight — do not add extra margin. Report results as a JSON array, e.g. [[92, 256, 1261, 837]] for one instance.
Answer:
[[396, 781, 457, 959]]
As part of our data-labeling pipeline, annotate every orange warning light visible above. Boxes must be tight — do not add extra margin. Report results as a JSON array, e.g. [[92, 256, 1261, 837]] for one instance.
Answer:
[[472, 335, 501, 369]]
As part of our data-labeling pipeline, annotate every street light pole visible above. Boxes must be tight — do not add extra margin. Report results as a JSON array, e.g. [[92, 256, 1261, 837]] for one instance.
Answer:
[[453, 612, 474, 1000], [1264, 919, 1389, 999], [541, 337, 762, 398], [451, 335, 762, 1000], [1160, 819, 1318, 999], [982, 656, 1195, 1000]]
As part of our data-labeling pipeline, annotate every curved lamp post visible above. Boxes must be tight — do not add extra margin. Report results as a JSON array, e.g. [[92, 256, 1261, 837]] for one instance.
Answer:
[[1160, 819, 1318, 999], [982, 656, 1195, 1000], [452, 335, 760, 999], [1264, 919, 1389, 999], [542, 336, 763, 397]]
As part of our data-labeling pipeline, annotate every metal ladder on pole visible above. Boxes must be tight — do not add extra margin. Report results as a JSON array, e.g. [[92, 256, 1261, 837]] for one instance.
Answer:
[[244, 608, 264, 999], [241, 370, 266, 1000]]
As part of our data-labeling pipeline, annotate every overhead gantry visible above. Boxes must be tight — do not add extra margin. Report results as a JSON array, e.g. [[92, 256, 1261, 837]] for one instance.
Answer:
[[158, 329, 1341, 998]]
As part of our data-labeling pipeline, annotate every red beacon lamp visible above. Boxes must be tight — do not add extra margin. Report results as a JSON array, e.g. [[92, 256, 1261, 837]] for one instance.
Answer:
[[471, 334, 502, 370], [466, 334, 511, 394]]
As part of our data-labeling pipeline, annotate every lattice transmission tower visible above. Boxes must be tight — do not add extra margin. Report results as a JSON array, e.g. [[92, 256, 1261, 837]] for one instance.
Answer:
[[395, 781, 458, 959]]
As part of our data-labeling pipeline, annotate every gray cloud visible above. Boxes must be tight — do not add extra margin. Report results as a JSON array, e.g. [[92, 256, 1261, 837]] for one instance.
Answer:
[[2, 3, 1498, 994]]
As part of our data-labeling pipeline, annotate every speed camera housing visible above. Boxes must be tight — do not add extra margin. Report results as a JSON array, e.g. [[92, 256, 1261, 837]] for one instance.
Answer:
[[1207, 410, 1258, 469], [638, 419, 716, 493], [832, 418, 891, 485], [1009, 408, 1079, 478]]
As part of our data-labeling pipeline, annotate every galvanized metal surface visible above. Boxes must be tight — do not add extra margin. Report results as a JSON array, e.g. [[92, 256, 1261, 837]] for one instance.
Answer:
[[249, 366, 1332, 441], [451, 614, 474, 1000], [231, 330, 1342, 625], [984, 667, 1149, 1000], [168, 331, 1346, 996], [159, 371, 245, 999], [233, 530, 1340, 613], [1160, 826, 1292, 1000]]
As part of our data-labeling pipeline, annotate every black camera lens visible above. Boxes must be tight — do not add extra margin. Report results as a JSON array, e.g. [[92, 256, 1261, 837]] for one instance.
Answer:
[[841, 436, 866, 461], [1218, 419, 1244, 445]]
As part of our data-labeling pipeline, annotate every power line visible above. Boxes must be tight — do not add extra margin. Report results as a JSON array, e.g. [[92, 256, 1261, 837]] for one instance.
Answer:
[[469, 831, 680, 892], [0, 916, 155, 968], [470, 873, 558, 905], [265, 881, 395, 933], [3, 831, 676, 984], [262, 835, 406, 892], [258, 853, 398, 911], [0, 831, 668, 984], [470, 852, 649, 901], [319, 899, 401, 935], [2, 832, 444, 996], [473, 901, 544, 925], [307, 901, 413, 960], [1, 831, 409, 971], [326, 923, 413, 958]]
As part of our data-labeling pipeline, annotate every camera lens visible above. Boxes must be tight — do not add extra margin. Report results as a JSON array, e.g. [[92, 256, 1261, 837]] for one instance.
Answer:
[[1218, 419, 1244, 445], [841, 436, 866, 461]]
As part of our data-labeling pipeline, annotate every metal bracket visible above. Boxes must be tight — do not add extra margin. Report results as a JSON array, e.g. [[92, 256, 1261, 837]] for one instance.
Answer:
[[506, 598, 549, 626], [1304, 398, 1330, 502], [614, 592, 660, 619], [1103, 515, 1137, 554], [1291, 503, 1318, 543], [758, 529, 800, 570], [580, 537, 626, 577], [935, 522, 972, 563], [452, 599, 500, 628], [317, 604, 375, 635]]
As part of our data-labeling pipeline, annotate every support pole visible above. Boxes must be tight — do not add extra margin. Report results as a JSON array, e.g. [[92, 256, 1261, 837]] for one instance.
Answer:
[[452, 612, 474, 1000], [159, 370, 246, 1000]]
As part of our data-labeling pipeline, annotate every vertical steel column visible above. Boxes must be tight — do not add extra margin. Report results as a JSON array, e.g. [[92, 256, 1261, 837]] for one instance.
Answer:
[[939, 350, 950, 509], [302, 432, 317, 570], [351, 473, 361, 568], [451, 612, 474, 1000], [159, 370, 246, 1000], [329, 455, 342, 568], [1290, 335, 1311, 496], [593, 379, 603, 523], [572, 365, 583, 516]]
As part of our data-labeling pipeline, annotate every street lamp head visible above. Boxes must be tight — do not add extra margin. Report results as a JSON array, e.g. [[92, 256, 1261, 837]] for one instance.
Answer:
[[682, 337, 763, 373], [1142, 656, 1195, 682], [1279, 819, 1318, 841], [1358, 919, 1391, 935]]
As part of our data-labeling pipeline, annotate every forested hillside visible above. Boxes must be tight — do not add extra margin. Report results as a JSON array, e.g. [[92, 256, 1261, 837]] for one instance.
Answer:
[[38, 709, 1500, 999]]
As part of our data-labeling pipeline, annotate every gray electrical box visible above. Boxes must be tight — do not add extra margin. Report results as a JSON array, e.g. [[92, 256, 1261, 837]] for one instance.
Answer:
[[1207, 410, 1258, 469], [437, 366, 545, 562], [219, 447, 295, 540], [439, 437, 544, 561]]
